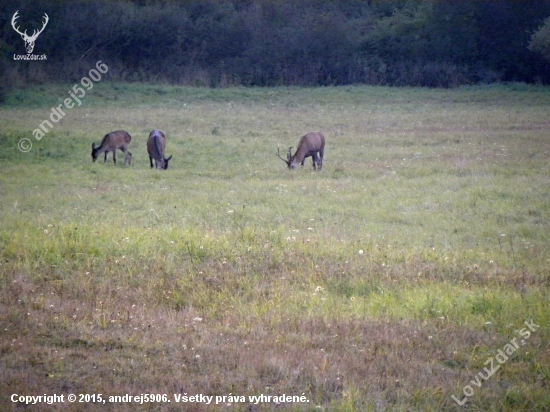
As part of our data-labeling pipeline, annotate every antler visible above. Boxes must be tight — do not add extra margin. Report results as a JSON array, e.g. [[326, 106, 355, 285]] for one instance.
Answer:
[[29, 13, 49, 40], [11, 11, 26, 37], [276, 147, 287, 163], [11, 11, 49, 40]]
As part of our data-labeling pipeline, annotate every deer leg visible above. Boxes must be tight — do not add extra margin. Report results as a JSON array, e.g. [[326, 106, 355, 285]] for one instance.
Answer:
[[122, 149, 130, 166], [318, 150, 323, 170], [120, 145, 131, 166], [312, 153, 319, 171], [112, 149, 117, 165], [103, 151, 108, 163]]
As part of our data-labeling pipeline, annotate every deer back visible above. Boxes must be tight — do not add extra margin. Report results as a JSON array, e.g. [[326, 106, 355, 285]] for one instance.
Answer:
[[147, 130, 172, 169], [92, 130, 131, 160], [147, 130, 166, 158], [293, 132, 325, 163], [102, 130, 132, 150]]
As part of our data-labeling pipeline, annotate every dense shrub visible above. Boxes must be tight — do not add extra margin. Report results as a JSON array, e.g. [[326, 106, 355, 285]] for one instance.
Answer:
[[1, 0, 550, 88]]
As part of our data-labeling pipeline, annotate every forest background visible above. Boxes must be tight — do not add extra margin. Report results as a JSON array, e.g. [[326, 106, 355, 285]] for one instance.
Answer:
[[2, 0, 550, 93]]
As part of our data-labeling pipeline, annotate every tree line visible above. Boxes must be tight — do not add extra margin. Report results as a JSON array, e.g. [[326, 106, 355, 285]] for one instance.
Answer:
[[2, 0, 550, 90]]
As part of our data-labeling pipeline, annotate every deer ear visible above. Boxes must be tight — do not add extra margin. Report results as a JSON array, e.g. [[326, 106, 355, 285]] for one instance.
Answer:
[[166, 155, 172, 161], [92, 142, 96, 149]]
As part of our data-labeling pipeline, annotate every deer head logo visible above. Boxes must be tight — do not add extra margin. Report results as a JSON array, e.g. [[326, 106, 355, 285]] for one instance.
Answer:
[[11, 10, 49, 54]]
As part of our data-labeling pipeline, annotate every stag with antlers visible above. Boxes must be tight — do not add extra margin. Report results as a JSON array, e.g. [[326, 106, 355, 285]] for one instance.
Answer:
[[276, 132, 325, 171], [11, 11, 49, 54]]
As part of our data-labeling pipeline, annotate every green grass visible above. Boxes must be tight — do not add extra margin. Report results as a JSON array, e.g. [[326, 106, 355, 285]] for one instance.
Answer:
[[1, 83, 549, 411]]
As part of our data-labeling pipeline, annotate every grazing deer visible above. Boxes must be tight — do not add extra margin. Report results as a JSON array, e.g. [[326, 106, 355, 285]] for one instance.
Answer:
[[147, 130, 172, 170], [276, 131, 325, 171], [91, 130, 132, 166], [11, 11, 49, 54]]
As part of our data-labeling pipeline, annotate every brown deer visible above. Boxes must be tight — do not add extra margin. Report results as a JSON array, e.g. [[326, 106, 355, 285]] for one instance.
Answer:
[[147, 130, 172, 170], [276, 132, 325, 171], [11, 11, 49, 54], [91, 130, 132, 165]]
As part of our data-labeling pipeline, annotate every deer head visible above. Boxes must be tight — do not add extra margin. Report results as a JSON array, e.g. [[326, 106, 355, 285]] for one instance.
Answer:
[[276, 147, 293, 168], [12, 11, 49, 54]]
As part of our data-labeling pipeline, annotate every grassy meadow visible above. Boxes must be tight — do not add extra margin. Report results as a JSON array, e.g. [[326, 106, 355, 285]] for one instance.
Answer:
[[0, 83, 549, 411]]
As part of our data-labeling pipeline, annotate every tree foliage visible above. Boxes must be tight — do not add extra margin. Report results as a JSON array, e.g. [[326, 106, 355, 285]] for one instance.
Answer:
[[530, 16, 550, 62], [2, 0, 550, 88]]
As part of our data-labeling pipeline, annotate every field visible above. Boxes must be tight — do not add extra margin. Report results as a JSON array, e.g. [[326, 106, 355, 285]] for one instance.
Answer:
[[0, 83, 549, 411]]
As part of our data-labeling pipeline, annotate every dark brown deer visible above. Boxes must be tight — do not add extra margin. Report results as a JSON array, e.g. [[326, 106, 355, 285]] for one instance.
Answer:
[[276, 131, 325, 171], [91, 130, 132, 165], [147, 130, 172, 170]]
